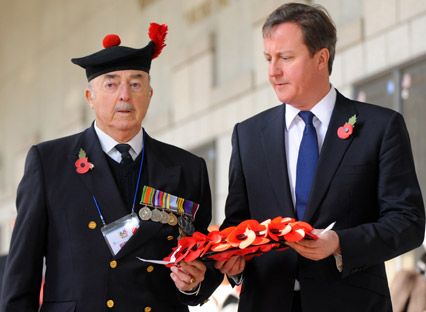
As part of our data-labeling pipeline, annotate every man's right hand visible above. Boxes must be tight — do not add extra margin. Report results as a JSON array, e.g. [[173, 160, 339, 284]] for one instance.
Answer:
[[214, 255, 246, 275]]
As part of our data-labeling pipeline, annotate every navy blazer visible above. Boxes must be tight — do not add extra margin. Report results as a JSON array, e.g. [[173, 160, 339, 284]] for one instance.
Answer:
[[1, 126, 222, 312], [222, 91, 425, 312]]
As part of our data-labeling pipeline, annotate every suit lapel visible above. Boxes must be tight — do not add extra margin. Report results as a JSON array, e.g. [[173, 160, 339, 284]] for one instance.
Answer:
[[304, 92, 358, 222], [70, 127, 128, 224], [260, 105, 295, 218]]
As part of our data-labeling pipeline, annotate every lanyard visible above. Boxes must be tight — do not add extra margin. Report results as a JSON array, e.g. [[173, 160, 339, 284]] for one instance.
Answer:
[[92, 130, 145, 226]]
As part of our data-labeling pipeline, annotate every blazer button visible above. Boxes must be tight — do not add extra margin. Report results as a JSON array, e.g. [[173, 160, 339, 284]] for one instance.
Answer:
[[144, 307, 152, 312], [167, 235, 174, 241], [147, 265, 154, 273], [106, 299, 114, 308], [110, 260, 118, 269], [88, 221, 97, 230]]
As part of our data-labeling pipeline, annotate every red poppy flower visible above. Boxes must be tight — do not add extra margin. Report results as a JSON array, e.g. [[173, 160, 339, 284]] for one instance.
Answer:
[[75, 148, 94, 174], [171, 237, 196, 263], [283, 221, 313, 242], [210, 226, 235, 252], [337, 115, 357, 139], [200, 230, 222, 257], [337, 123, 353, 139], [267, 217, 295, 241], [227, 220, 260, 249], [184, 232, 207, 262]]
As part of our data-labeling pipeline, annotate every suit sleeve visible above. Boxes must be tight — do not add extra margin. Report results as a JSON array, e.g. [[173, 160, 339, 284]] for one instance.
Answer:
[[178, 157, 223, 306], [1, 146, 47, 312], [337, 112, 425, 277], [221, 124, 251, 229]]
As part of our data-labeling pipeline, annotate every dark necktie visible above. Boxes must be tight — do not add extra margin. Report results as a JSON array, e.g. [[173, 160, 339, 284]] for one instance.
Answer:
[[115, 144, 133, 165], [295, 111, 319, 220]]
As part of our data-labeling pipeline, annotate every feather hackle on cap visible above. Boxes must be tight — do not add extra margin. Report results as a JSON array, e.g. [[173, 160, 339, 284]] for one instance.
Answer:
[[149, 23, 168, 59]]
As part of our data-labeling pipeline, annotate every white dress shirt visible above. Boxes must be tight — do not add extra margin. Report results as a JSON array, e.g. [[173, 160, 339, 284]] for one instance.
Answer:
[[284, 87, 336, 207], [94, 122, 143, 163]]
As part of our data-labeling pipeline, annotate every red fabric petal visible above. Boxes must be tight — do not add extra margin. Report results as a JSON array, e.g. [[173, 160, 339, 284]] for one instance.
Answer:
[[148, 22, 168, 59], [75, 158, 90, 174]]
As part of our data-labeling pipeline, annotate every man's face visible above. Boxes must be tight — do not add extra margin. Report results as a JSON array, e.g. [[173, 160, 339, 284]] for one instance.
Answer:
[[263, 22, 328, 109], [86, 70, 152, 141]]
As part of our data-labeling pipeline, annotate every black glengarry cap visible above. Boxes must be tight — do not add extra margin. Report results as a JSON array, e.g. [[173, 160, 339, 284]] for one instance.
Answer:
[[71, 23, 168, 81]]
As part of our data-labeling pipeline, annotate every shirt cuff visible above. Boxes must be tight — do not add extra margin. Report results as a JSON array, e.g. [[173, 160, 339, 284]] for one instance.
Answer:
[[228, 273, 243, 285], [334, 252, 343, 272], [178, 282, 201, 296]]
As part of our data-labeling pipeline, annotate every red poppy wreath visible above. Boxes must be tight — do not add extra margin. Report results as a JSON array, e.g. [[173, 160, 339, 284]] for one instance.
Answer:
[[163, 217, 318, 265]]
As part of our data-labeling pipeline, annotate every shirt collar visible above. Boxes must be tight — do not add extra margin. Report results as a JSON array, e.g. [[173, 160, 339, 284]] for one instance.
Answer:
[[285, 86, 336, 130], [94, 122, 143, 156]]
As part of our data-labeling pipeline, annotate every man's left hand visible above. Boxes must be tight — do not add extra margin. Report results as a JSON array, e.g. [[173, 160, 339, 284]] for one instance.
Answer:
[[286, 229, 340, 261], [170, 260, 206, 292]]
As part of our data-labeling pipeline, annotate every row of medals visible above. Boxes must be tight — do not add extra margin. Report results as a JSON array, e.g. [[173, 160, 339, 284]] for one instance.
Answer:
[[138, 205, 178, 226]]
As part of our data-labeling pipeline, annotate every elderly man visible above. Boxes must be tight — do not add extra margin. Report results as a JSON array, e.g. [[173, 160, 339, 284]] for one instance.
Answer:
[[216, 3, 425, 312], [1, 23, 222, 312]]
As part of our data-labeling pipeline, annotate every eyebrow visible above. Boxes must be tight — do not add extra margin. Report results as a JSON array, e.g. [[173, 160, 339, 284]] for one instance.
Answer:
[[104, 74, 120, 80], [102, 73, 146, 81], [130, 74, 144, 79]]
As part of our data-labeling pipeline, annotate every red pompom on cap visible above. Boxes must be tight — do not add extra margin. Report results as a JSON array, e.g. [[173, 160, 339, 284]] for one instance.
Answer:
[[148, 23, 168, 59], [103, 34, 121, 48]]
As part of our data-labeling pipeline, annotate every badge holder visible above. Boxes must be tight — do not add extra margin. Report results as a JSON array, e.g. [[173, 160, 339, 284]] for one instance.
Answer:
[[101, 212, 140, 256]]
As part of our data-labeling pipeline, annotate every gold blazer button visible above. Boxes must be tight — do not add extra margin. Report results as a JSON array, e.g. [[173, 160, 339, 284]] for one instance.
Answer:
[[110, 260, 117, 269], [88, 221, 97, 230], [106, 299, 114, 308]]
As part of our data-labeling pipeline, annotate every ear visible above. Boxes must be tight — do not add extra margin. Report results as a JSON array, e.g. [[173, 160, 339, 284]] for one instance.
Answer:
[[85, 88, 94, 109], [317, 48, 330, 72]]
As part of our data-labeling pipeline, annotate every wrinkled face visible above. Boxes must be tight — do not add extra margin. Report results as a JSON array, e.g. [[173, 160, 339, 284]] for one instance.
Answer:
[[263, 22, 328, 109], [86, 70, 152, 141]]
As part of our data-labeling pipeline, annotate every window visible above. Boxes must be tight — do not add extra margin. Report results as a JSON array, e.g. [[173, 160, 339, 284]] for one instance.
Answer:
[[354, 57, 426, 264], [190, 142, 217, 225]]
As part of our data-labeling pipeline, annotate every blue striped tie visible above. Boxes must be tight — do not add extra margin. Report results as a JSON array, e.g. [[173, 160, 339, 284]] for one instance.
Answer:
[[295, 111, 318, 220]]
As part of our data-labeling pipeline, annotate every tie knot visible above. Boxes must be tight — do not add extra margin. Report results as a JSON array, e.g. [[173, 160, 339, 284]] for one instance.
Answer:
[[298, 111, 315, 125], [115, 144, 131, 154], [115, 144, 133, 165]]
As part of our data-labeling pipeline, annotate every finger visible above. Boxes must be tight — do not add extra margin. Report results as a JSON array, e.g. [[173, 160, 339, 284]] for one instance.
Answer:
[[180, 262, 206, 283], [181, 260, 206, 273], [222, 256, 245, 275], [214, 260, 225, 270], [170, 272, 193, 292]]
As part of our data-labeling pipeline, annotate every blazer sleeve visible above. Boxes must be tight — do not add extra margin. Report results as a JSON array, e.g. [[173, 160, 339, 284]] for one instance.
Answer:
[[337, 112, 425, 277], [221, 124, 252, 229], [1, 146, 47, 312], [178, 156, 223, 306]]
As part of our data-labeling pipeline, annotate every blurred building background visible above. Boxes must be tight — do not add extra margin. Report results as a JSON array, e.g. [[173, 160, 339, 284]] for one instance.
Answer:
[[0, 0, 425, 307]]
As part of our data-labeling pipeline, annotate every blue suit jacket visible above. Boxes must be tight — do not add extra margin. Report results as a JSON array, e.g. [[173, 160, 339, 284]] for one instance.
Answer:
[[222, 91, 425, 312]]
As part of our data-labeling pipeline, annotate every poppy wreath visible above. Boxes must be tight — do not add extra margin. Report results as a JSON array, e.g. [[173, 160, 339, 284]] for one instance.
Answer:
[[164, 217, 318, 265]]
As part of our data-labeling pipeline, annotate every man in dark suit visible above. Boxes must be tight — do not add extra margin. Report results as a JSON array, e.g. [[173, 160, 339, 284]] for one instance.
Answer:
[[215, 3, 425, 312], [1, 23, 222, 312]]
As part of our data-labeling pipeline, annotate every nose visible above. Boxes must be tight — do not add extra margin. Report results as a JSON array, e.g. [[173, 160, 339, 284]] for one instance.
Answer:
[[269, 59, 282, 78], [119, 84, 130, 102]]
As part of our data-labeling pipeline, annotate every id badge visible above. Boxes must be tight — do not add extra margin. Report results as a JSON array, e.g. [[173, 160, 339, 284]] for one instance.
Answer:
[[101, 212, 140, 256]]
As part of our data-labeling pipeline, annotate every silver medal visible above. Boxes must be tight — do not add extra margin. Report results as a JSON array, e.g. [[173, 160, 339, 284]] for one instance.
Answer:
[[160, 211, 169, 224], [151, 208, 162, 222], [138, 206, 152, 221]]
